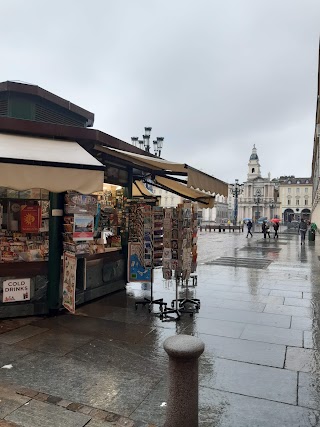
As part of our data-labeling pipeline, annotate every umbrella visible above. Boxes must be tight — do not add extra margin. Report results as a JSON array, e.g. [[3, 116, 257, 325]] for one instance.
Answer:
[[243, 218, 252, 222], [257, 217, 268, 224], [270, 218, 281, 223]]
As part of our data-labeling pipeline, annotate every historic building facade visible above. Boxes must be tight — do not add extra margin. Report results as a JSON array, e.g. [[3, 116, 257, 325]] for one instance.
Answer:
[[311, 45, 320, 226], [238, 146, 279, 221], [278, 177, 312, 222]]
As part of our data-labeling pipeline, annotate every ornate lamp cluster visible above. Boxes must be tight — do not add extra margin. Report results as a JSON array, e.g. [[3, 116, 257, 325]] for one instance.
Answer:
[[131, 127, 164, 157], [231, 179, 244, 225]]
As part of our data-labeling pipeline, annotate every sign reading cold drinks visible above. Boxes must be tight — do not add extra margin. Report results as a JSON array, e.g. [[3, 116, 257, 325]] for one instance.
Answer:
[[2, 278, 31, 303]]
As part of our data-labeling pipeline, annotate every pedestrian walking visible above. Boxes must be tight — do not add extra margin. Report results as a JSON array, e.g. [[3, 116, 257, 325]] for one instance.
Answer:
[[298, 218, 308, 245], [246, 220, 253, 237], [262, 221, 270, 239], [273, 222, 279, 239]]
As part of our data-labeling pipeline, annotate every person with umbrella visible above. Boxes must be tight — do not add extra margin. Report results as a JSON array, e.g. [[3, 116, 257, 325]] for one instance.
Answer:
[[298, 218, 308, 245], [271, 218, 280, 239], [246, 219, 253, 238], [262, 220, 270, 239]]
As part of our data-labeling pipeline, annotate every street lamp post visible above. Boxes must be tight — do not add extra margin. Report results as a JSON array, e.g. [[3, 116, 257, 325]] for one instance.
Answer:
[[131, 127, 164, 157], [231, 179, 243, 225], [269, 199, 276, 219], [253, 188, 263, 222]]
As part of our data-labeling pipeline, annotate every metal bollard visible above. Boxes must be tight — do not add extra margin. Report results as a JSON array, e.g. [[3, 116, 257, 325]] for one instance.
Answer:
[[163, 335, 205, 427]]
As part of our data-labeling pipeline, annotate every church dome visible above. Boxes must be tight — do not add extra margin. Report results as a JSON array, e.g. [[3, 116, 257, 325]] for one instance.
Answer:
[[249, 144, 259, 161]]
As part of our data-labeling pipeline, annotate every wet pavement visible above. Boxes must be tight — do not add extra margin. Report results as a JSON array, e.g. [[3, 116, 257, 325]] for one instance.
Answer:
[[1, 228, 320, 426]]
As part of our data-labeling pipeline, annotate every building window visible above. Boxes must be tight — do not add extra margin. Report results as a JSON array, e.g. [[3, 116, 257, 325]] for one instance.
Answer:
[[296, 188, 300, 194], [296, 199, 299, 206], [305, 199, 308, 206], [288, 188, 291, 194], [288, 200, 291, 205], [252, 168, 255, 173], [305, 188, 308, 193]]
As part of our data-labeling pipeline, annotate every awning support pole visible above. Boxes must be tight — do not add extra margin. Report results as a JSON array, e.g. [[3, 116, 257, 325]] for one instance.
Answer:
[[48, 192, 64, 312]]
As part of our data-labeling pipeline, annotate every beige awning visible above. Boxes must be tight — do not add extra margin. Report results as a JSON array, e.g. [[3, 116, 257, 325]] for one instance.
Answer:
[[94, 146, 228, 196], [154, 176, 215, 209], [0, 133, 104, 194], [132, 181, 155, 197]]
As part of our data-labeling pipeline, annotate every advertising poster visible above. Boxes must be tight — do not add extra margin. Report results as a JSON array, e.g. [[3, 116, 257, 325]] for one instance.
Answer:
[[73, 214, 94, 241], [3, 278, 31, 303], [20, 205, 41, 233], [128, 242, 151, 282], [62, 252, 77, 314], [64, 193, 97, 216]]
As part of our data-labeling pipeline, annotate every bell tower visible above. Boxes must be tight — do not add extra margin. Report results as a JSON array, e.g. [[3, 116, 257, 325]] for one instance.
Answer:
[[247, 145, 261, 180]]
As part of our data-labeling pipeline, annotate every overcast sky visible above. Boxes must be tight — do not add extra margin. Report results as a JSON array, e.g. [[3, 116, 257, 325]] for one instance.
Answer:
[[1, 1, 319, 184]]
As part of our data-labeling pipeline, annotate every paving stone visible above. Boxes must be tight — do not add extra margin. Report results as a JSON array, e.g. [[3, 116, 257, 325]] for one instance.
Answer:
[[200, 358, 297, 404], [184, 317, 246, 339], [230, 287, 271, 296], [66, 339, 164, 377], [0, 351, 159, 417], [195, 290, 283, 305], [78, 405, 93, 415], [0, 343, 31, 367], [298, 372, 320, 410], [197, 307, 291, 328], [16, 330, 93, 357], [5, 399, 91, 427], [34, 392, 49, 402], [104, 412, 121, 422], [240, 324, 303, 347], [270, 290, 303, 298], [284, 297, 312, 308], [304, 331, 316, 349], [285, 347, 318, 373], [46, 395, 62, 404], [116, 418, 135, 426], [0, 386, 30, 418], [77, 305, 148, 325], [67, 402, 84, 412], [90, 408, 110, 420], [0, 421, 20, 427], [264, 303, 312, 317], [204, 298, 266, 313], [131, 379, 315, 427], [57, 399, 73, 408], [31, 315, 153, 345], [85, 420, 115, 426], [16, 387, 39, 398], [303, 292, 316, 299], [199, 333, 286, 367], [0, 326, 48, 345], [291, 316, 313, 331]]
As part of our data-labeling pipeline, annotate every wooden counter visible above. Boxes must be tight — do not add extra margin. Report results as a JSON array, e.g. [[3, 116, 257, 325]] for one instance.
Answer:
[[0, 261, 48, 278]]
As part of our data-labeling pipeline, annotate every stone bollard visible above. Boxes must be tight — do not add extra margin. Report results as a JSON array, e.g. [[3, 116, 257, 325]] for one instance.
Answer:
[[163, 335, 205, 427]]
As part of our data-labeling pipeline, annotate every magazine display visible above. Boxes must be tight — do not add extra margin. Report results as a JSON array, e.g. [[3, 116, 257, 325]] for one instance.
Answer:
[[162, 202, 198, 280]]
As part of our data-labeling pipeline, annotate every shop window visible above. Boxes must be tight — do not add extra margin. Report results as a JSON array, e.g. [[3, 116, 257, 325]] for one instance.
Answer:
[[0, 188, 49, 263]]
